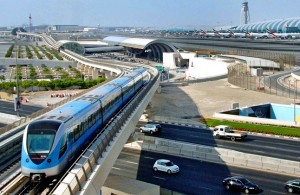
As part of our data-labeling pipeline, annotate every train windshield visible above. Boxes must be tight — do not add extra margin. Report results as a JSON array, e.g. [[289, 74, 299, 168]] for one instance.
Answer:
[[26, 120, 61, 154], [27, 131, 55, 153]]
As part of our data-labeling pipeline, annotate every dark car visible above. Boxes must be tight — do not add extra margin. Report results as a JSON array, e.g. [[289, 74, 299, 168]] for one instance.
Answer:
[[222, 176, 260, 194], [285, 179, 300, 193]]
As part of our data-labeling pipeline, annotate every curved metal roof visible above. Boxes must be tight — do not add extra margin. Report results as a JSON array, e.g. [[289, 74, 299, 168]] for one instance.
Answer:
[[102, 36, 176, 50], [236, 17, 300, 32], [103, 36, 129, 45], [121, 38, 156, 49], [54, 40, 85, 54]]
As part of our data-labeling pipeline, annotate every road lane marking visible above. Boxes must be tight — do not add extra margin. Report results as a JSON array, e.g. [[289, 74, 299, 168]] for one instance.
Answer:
[[153, 176, 166, 180]]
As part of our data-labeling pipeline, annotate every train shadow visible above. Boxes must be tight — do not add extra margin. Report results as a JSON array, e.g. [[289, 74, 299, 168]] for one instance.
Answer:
[[134, 83, 239, 194]]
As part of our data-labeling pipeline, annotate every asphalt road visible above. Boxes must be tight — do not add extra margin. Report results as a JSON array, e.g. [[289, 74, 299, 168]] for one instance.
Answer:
[[137, 123, 300, 162], [0, 100, 43, 117], [113, 148, 295, 195]]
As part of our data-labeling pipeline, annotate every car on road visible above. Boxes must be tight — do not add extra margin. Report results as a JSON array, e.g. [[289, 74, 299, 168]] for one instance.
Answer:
[[213, 125, 247, 141], [153, 159, 179, 174], [140, 123, 161, 134], [285, 179, 300, 193], [222, 176, 260, 194]]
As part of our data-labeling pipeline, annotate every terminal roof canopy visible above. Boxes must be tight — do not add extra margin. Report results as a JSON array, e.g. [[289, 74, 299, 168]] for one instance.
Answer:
[[103, 36, 177, 62], [103, 36, 176, 50], [55, 40, 85, 54], [236, 17, 300, 33]]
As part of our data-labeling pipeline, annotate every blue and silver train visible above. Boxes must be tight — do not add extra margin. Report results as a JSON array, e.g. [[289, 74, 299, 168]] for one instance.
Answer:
[[21, 68, 150, 181]]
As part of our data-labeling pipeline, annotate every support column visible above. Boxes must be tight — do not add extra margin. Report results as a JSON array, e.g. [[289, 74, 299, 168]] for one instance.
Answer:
[[92, 67, 99, 79]]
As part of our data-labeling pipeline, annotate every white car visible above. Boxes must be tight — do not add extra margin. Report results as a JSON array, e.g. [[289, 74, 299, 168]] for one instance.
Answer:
[[140, 123, 161, 134], [153, 159, 179, 174]]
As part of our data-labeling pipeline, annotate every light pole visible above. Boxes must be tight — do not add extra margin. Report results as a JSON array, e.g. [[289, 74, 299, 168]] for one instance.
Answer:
[[14, 43, 20, 116]]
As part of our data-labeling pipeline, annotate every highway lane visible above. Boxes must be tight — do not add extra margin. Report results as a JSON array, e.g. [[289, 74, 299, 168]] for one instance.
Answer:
[[112, 148, 295, 194], [137, 123, 300, 162]]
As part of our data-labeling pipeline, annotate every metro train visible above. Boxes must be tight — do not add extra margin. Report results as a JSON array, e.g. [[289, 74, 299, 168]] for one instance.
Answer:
[[21, 68, 150, 182]]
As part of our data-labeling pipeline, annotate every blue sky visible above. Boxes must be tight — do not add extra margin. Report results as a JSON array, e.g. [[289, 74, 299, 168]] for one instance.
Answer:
[[2, 0, 300, 29]]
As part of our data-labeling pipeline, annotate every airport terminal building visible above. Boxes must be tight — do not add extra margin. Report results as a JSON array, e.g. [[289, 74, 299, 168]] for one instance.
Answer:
[[235, 17, 300, 33]]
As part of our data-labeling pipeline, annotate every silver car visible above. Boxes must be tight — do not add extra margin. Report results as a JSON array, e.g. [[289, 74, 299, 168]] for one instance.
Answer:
[[140, 123, 161, 134], [153, 159, 179, 174]]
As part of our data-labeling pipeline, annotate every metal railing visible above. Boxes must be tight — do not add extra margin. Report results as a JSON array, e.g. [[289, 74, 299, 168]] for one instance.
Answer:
[[227, 63, 300, 100]]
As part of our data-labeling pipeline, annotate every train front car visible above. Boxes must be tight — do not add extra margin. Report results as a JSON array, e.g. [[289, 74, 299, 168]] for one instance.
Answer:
[[21, 119, 64, 182]]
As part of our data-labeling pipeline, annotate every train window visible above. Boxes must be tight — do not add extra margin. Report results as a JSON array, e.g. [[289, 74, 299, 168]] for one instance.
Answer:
[[92, 113, 96, 124], [74, 126, 80, 141], [84, 121, 88, 132], [80, 122, 84, 135], [68, 130, 74, 144], [59, 134, 67, 159], [88, 116, 92, 127], [96, 109, 100, 120], [102, 104, 106, 113]]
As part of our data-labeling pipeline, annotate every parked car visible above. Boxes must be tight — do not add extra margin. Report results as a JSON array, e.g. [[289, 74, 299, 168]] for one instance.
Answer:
[[140, 123, 161, 134], [153, 159, 179, 174], [222, 176, 260, 194], [285, 179, 300, 193]]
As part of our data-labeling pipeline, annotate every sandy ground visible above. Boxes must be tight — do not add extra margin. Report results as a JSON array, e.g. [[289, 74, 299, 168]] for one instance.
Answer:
[[145, 78, 294, 122], [22, 89, 85, 107], [24, 79, 294, 123]]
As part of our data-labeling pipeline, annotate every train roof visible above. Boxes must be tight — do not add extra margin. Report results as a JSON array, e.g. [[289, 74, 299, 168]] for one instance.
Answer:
[[109, 76, 133, 86], [40, 100, 91, 122], [41, 84, 119, 122], [83, 82, 119, 98], [37, 68, 146, 123]]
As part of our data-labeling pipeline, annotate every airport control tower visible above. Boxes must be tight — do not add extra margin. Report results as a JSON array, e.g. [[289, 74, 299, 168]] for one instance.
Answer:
[[29, 14, 32, 32], [241, 0, 250, 24]]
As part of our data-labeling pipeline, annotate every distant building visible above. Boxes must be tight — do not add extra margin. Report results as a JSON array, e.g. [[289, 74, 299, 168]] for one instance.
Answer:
[[236, 17, 300, 33], [48, 25, 84, 32]]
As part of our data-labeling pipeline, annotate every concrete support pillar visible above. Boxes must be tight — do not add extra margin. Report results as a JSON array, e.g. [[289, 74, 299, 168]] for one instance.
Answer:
[[92, 67, 99, 79], [83, 65, 89, 74], [87, 67, 93, 79], [101, 70, 111, 79]]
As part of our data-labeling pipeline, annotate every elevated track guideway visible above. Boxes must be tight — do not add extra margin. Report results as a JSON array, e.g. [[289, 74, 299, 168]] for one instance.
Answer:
[[1, 32, 160, 194], [0, 67, 159, 194]]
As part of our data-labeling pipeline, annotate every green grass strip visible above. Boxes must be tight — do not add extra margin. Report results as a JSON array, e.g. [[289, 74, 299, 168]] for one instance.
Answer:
[[203, 118, 300, 137]]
